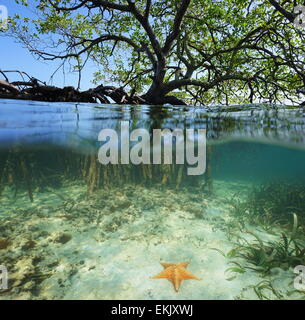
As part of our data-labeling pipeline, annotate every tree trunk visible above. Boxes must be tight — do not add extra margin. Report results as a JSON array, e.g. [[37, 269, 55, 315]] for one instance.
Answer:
[[142, 62, 187, 105], [142, 80, 187, 105], [142, 89, 187, 105]]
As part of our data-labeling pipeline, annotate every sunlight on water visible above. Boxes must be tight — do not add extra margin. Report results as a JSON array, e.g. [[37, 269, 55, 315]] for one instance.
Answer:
[[0, 99, 305, 300]]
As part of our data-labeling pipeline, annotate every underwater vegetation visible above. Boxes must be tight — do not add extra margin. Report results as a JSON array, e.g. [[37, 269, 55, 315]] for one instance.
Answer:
[[212, 213, 305, 299], [228, 182, 305, 229], [228, 216, 304, 276], [212, 183, 305, 299], [226, 182, 305, 273]]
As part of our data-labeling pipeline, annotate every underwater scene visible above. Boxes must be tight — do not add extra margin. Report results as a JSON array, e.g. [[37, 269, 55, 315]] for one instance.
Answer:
[[0, 99, 305, 300]]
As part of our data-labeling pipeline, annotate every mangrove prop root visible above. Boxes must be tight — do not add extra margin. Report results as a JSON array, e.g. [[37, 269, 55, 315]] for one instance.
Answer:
[[0, 150, 211, 199], [20, 155, 34, 203]]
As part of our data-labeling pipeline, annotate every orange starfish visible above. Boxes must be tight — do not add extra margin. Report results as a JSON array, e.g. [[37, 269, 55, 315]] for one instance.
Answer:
[[151, 262, 201, 292]]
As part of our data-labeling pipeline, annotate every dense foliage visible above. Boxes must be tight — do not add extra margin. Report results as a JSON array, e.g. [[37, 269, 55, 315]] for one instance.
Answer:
[[7, 0, 305, 105]]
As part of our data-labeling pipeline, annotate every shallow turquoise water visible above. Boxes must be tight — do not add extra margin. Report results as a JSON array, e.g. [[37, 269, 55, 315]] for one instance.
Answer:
[[0, 99, 305, 300], [212, 141, 305, 183]]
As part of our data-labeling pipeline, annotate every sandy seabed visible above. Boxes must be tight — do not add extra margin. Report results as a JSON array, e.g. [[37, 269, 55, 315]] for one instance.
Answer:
[[0, 180, 302, 300]]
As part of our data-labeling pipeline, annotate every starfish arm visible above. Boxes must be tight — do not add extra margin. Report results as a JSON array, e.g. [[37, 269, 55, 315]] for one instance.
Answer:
[[151, 269, 172, 279], [151, 262, 201, 292], [160, 263, 175, 269], [180, 268, 201, 280], [173, 276, 182, 292], [178, 262, 190, 268]]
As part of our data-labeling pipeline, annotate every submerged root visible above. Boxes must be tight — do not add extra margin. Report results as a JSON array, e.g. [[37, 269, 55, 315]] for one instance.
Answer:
[[20, 155, 33, 202], [0, 149, 213, 199], [0, 148, 34, 202]]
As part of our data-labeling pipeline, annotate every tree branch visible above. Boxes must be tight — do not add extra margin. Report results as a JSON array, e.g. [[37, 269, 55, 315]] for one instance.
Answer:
[[268, 0, 295, 22], [27, 34, 143, 61], [126, 0, 164, 62], [90, 0, 131, 12], [48, 0, 90, 11], [162, 0, 191, 55], [162, 74, 254, 94], [144, 0, 152, 20]]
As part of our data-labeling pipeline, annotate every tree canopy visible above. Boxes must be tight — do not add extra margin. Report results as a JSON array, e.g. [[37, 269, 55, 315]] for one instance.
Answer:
[[6, 0, 305, 105]]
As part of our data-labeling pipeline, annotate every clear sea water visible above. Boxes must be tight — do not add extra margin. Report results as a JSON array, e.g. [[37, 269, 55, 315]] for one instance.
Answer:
[[0, 99, 305, 300]]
